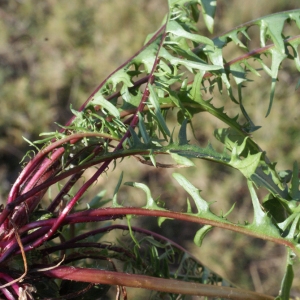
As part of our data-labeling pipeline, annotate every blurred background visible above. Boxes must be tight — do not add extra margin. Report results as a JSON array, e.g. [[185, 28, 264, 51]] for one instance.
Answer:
[[0, 0, 300, 298]]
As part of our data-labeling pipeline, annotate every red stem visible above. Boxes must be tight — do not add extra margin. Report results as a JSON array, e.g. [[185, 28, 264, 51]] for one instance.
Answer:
[[19, 22, 168, 252], [2, 207, 296, 260], [44, 265, 273, 300], [0, 273, 19, 297]]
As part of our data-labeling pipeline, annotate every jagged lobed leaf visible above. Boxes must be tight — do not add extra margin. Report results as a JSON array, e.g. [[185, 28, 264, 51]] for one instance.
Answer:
[[164, 142, 231, 165], [192, 10, 300, 117]]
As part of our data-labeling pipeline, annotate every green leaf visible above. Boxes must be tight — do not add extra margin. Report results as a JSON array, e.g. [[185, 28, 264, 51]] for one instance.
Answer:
[[214, 127, 260, 155], [187, 93, 243, 138], [229, 63, 247, 87], [178, 119, 189, 146], [166, 143, 231, 165], [158, 216, 173, 227], [149, 151, 157, 168], [258, 14, 286, 51], [133, 35, 162, 72], [247, 180, 267, 225], [265, 48, 287, 117], [190, 2, 200, 22], [148, 84, 171, 137], [199, 0, 217, 33], [203, 41, 236, 102], [248, 180, 281, 237], [138, 112, 150, 145], [92, 93, 120, 118], [275, 250, 294, 300], [286, 214, 300, 239], [169, 36, 207, 65], [121, 89, 142, 110], [124, 182, 164, 210], [251, 171, 288, 201], [126, 214, 140, 247], [108, 68, 134, 93], [172, 173, 209, 213], [194, 225, 212, 247], [70, 104, 84, 120], [229, 139, 262, 178], [112, 172, 124, 208], [186, 198, 192, 214], [87, 190, 107, 209], [278, 212, 300, 232], [170, 152, 195, 167], [159, 48, 222, 72], [251, 157, 289, 199], [263, 194, 287, 223], [190, 71, 205, 104], [227, 30, 248, 49], [290, 161, 300, 200], [167, 20, 214, 46], [22, 136, 40, 152], [243, 60, 261, 77], [128, 126, 147, 148]]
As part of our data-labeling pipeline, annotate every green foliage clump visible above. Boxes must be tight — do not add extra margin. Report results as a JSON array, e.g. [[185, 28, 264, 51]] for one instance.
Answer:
[[1, 1, 300, 299]]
